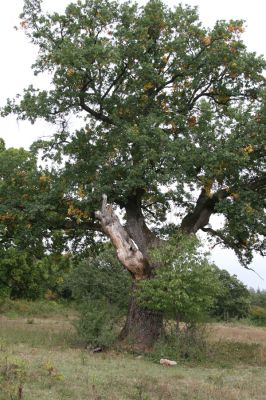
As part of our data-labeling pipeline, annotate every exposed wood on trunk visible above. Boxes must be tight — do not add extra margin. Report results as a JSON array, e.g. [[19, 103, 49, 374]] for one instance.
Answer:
[[181, 188, 229, 234], [95, 194, 150, 280]]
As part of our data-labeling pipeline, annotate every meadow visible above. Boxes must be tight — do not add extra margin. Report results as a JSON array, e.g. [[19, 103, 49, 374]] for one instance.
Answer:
[[0, 301, 266, 400]]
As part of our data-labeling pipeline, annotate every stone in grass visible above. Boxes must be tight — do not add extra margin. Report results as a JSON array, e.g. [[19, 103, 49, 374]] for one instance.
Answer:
[[160, 358, 177, 367]]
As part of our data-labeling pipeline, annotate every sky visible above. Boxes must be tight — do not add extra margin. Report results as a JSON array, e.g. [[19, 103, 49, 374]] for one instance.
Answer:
[[0, 0, 265, 288]]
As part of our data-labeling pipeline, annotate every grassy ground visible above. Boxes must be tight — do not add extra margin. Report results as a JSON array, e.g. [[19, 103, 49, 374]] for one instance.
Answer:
[[0, 302, 266, 399]]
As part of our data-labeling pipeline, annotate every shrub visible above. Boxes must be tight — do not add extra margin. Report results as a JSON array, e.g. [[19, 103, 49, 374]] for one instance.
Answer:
[[0, 298, 71, 318], [137, 235, 221, 329], [249, 305, 266, 326], [74, 300, 120, 349], [67, 244, 131, 311], [151, 323, 209, 363]]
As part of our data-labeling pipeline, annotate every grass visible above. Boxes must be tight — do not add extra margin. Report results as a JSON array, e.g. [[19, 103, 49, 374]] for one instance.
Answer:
[[211, 322, 266, 345], [0, 298, 75, 319], [1, 304, 266, 399]]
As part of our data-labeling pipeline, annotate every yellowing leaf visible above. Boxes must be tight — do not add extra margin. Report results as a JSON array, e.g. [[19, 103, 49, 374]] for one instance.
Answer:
[[20, 20, 28, 29], [161, 100, 169, 112], [67, 203, 89, 220], [143, 82, 154, 91], [67, 68, 75, 77], [243, 144, 254, 154], [39, 175, 50, 183], [140, 95, 149, 103], [204, 179, 214, 197], [187, 116, 197, 127], [227, 25, 245, 33], [202, 36, 211, 46], [217, 95, 230, 105], [77, 186, 86, 198], [230, 192, 240, 200], [245, 205, 254, 214], [161, 55, 168, 64], [0, 213, 15, 221]]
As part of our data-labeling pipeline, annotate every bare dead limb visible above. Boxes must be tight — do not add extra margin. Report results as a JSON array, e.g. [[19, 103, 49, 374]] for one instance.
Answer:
[[95, 195, 149, 280]]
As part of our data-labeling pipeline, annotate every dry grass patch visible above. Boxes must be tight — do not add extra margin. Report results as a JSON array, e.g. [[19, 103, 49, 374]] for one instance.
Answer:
[[211, 323, 266, 344]]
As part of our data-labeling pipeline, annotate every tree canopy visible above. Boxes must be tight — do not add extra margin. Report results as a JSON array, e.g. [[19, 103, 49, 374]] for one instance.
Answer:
[[2, 0, 264, 265]]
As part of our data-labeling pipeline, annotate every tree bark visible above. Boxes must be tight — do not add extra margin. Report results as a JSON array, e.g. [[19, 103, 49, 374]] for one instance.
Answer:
[[119, 283, 163, 347], [181, 188, 229, 233], [125, 193, 161, 255]]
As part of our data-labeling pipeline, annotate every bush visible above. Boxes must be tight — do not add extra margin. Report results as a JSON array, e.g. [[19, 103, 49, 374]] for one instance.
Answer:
[[151, 323, 266, 366], [75, 300, 120, 349], [137, 235, 221, 328], [151, 323, 209, 363], [249, 305, 266, 326], [67, 245, 131, 311]]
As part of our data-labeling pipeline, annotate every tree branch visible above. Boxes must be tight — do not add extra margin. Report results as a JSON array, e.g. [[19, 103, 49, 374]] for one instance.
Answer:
[[181, 188, 229, 234], [79, 84, 114, 125], [101, 62, 129, 102]]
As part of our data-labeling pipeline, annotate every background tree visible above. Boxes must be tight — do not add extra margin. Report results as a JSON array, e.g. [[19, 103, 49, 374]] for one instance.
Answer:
[[0, 140, 98, 255], [0, 248, 71, 299], [1, 0, 265, 344], [249, 289, 266, 326], [249, 289, 266, 309], [209, 268, 250, 320]]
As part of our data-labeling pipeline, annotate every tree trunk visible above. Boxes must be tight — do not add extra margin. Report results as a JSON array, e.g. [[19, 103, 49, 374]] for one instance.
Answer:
[[119, 283, 163, 347], [95, 194, 163, 346]]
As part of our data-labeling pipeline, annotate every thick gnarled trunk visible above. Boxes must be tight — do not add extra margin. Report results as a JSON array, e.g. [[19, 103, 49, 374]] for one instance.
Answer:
[[96, 194, 162, 345], [119, 283, 163, 347]]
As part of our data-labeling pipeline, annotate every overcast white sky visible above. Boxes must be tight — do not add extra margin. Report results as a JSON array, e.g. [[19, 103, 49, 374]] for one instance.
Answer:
[[0, 0, 265, 288]]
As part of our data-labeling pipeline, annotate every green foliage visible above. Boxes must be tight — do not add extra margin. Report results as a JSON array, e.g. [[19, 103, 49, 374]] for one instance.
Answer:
[[249, 305, 266, 326], [0, 354, 27, 400], [151, 324, 266, 366], [250, 289, 266, 308], [70, 245, 131, 347], [137, 235, 221, 324], [209, 268, 250, 320], [0, 298, 72, 319], [67, 244, 131, 310], [152, 324, 209, 363], [1, 0, 265, 264], [0, 142, 77, 256], [0, 248, 72, 300], [0, 248, 41, 299], [75, 300, 119, 349]]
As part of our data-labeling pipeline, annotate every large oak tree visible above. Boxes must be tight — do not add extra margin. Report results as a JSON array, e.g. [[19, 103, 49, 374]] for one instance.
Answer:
[[1, 0, 265, 344]]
